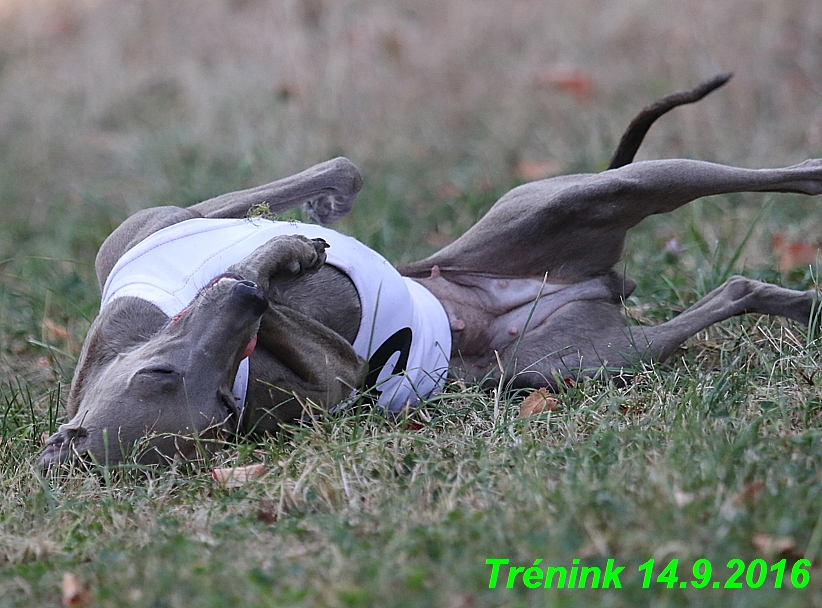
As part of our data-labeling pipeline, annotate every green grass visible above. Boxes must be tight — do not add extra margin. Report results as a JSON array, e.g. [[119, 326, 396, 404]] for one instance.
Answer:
[[1, 162, 822, 606]]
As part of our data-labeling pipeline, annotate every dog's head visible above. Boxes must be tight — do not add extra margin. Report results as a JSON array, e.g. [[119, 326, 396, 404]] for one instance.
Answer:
[[39, 274, 267, 468]]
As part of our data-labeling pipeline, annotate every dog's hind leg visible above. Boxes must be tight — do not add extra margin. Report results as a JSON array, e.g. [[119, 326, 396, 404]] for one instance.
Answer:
[[622, 276, 820, 363], [401, 159, 822, 282], [491, 277, 819, 388], [189, 157, 363, 224]]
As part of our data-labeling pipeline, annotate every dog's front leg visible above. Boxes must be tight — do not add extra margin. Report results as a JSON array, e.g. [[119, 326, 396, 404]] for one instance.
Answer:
[[189, 157, 363, 224], [227, 235, 329, 294], [226, 235, 365, 430]]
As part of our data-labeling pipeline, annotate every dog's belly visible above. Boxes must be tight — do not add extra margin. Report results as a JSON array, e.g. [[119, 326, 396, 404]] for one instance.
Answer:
[[484, 278, 616, 348], [415, 274, 623, 385], [418, 274, 620, 358]]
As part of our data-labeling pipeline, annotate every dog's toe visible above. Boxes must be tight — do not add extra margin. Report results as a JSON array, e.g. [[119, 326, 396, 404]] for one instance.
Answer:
[[308, 238, 329, 269]]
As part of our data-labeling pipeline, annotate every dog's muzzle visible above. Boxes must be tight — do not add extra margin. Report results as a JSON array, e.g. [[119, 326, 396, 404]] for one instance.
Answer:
[[230, 279, 267, 315]]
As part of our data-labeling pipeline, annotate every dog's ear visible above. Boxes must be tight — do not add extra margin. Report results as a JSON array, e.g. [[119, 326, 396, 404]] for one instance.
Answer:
[[66, 298, 167, 417]]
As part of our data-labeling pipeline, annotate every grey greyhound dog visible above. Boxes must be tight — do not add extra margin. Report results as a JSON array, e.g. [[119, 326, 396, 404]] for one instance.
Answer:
[[40, 75, 822, 467]]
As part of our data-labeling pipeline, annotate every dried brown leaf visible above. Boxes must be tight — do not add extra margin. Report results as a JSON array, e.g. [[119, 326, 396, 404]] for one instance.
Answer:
[[772, 234, 820, 271], [534, 66, 594, 100], [518, 388, 559, 418], [733, 480, 765, 506], [61, 573, 90, 608], [752, 533, 798, 558], [256, 501, 278, 524], [212, 464, 266, 488], [42, 319, 70, 341]]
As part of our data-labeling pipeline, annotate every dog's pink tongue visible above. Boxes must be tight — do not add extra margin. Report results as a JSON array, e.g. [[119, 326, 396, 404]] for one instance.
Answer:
[[241, 335, 257, 359]]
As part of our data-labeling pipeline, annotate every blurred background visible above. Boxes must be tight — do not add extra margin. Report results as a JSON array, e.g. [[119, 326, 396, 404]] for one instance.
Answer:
[[1, 0, 821, 243], [0, 0, 821, 382]]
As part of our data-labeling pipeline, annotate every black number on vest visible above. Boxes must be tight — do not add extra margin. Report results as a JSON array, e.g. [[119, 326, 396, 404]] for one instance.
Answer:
[[363, 327, 413, 395]]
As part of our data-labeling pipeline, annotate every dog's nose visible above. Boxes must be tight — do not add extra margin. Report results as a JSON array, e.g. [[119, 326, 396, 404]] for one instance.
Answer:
[[231, 279, 267, 314], [39, 425, 89, 468]]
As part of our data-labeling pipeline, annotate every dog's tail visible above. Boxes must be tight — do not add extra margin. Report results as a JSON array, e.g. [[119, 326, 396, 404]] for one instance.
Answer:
[[607, 73, 733, 170]]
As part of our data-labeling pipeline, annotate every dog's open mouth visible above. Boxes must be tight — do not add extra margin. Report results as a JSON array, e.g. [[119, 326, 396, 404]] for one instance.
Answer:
[[201, 271, 246, 291], [241, 333, 257, 359]]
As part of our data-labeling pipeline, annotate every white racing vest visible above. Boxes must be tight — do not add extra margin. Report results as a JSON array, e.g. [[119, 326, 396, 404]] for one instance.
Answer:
[[101, 218, 452, 413]]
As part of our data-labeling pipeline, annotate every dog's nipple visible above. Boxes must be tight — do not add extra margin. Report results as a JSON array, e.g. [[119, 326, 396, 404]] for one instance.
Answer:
[[451, 318, 466, 331], [508, 327, 519, 336], [430, 265, 442, 279]]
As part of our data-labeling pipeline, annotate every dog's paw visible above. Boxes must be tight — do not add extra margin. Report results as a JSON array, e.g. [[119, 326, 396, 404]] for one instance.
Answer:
[[300, 157, 362, 224], [303, 193, 356, 225], [270, 235, 328, 277], [229, 235, 329, 291], [787, 159, 822, 195], [303, 237, 329, 274]]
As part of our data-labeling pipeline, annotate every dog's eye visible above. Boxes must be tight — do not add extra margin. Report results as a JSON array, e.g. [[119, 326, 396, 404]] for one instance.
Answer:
[[138, 366, 180, 377], [133, 367, 182, 392]]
